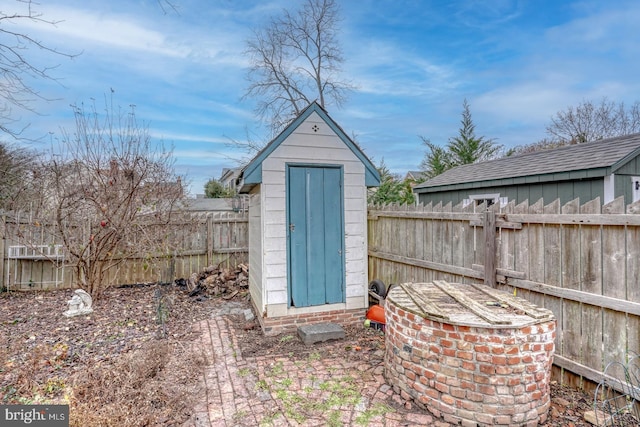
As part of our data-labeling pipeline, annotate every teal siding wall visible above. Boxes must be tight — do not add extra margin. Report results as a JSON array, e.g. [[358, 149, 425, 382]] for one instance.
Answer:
[[615, 156, 640, 175], [615, 174, 637, 204], [417, 178, 605, 206]]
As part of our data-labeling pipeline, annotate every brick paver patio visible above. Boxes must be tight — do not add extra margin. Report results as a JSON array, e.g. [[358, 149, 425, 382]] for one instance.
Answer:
[[182, 316, 449, 427]]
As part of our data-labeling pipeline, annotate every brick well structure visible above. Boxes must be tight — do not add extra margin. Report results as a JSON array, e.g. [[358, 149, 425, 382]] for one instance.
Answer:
[[384, 281, 556, 427]]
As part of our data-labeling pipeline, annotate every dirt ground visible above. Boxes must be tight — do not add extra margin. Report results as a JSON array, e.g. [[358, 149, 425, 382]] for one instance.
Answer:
[[0, 284, 623, 426]]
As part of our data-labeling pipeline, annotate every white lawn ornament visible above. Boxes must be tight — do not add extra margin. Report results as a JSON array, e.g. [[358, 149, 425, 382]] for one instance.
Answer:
[[63, 289, 94, 317]]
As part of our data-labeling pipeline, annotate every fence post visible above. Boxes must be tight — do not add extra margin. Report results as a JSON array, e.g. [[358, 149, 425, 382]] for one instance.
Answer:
[[207, 213, 213, 266], [483, 210, 496, 287]]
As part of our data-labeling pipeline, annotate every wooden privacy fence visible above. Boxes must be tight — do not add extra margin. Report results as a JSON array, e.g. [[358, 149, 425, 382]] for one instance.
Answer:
[[368, 197, 640, 391], [0, 211, 248, 290]]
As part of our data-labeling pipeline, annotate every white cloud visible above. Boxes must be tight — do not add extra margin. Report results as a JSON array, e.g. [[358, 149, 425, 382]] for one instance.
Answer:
[[347, 41, 458, 98]]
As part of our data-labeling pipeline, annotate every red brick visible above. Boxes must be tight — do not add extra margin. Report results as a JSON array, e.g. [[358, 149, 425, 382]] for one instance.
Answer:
[[507, 356, 522, 365], [432, 329, 447, 338], [464, 334, 480, 343], [457, 340, 473, 350], [491, 355, 506, 365], [457, 370, 473, 381], [433, 382, 449, 393], [483, 404, 499, 414], [513, 384, 525, 395], [480, 364, 495, 374], [412, 381, 428, 394], [475, 344, 490, 353], [466, 391, 484, 402], [498, 395, 515, 405], [508, 377, 521, 386], [423, 369, 437, 379], [470, 372, 488, 384], [457, 351, 474, 360], [495, 366, 513, 375], [445, 377, 461, 387], [476, 352, 492, 362], [488, 376, 506, 386], [460, 380, 476, 391], [440, 339, 454, 348], [441, 394, 456, 405], [475, 412, 495, 424], [443, 348, 456, 357], [505, 346, 519, 355], [478, 384, 496, 395], [461, 361, 476, 371], [451, 387, 466, 399], [425, 387, 440, 399], [460, 399, 481, 411]]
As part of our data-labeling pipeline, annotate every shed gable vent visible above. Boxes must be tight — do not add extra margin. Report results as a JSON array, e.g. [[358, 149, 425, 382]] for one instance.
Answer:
[[312, 124, 320, 132]]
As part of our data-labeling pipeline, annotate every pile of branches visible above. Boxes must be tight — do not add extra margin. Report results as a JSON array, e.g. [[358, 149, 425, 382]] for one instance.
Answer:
[[176, 264, 249, 301]]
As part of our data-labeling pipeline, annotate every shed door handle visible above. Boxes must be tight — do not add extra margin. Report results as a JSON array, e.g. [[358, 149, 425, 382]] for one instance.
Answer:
[[289, 223, 295, 232]]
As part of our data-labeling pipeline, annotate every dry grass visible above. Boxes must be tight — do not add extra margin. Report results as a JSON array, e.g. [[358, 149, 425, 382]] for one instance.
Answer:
[[69, 339, 203, 426]]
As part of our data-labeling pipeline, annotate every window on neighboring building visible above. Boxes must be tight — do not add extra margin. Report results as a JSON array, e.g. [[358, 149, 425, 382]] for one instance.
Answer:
[[463, 193, 507, 210]]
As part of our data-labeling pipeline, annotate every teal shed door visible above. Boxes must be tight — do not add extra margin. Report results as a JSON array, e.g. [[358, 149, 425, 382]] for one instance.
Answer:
[[287, 165, 345, 307]]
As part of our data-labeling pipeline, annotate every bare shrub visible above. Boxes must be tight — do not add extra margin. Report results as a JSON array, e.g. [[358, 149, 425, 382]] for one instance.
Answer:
[[69, 339, 203, 426]]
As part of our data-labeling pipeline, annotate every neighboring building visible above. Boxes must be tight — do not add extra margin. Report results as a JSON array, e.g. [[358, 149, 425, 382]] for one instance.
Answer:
[[404, 170, 426, 187], [177, 197, 237, 212], [237, 101, 380, 335], [413, 133, 640, 208], [220, 167, 243, 194]]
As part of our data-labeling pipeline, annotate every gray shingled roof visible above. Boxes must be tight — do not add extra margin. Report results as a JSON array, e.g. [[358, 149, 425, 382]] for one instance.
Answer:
[[413, 133, 640, 190]]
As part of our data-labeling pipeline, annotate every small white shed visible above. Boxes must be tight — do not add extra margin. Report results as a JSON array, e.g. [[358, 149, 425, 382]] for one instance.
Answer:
[[237, 102, 380, 335]]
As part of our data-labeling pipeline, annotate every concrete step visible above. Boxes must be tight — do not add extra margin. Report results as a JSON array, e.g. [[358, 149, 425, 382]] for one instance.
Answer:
[[297, 323, 345, 345]]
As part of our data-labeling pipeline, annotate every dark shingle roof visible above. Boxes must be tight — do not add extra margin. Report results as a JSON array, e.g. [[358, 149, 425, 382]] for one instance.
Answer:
[[414, 133, 640, 190]]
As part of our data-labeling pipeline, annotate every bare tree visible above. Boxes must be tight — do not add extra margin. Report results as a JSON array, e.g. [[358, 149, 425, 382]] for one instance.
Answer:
[[243, 0, 354, 136], [33, 99, 186, 297], [546, 98, 640, 144], [505, 138, 567, 156], [0, 0, 78, 138], [0, 141, 45, 212]]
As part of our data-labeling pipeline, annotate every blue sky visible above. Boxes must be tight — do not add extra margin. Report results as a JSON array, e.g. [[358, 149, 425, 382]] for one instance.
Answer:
[[6, 0, 640, 195]]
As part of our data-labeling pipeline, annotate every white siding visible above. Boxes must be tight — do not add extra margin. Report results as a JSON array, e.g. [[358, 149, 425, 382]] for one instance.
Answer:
[[604, 174, 615, 204], [259, 111, 369, 313], [248, 188, 264, 314]]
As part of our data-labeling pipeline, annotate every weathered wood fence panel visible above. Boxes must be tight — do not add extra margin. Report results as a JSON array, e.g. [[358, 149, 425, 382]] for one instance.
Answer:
[[1, 211, 248, 290], [368, 197, 640, 391]]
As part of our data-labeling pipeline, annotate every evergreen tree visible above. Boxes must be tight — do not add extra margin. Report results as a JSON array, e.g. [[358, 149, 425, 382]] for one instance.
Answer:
[[368, 160, 415, 205], [419, 139, 452, 179], [447, 99, 501, 165], [204, 178, 233, 198], [419, 99, 501, 178]]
